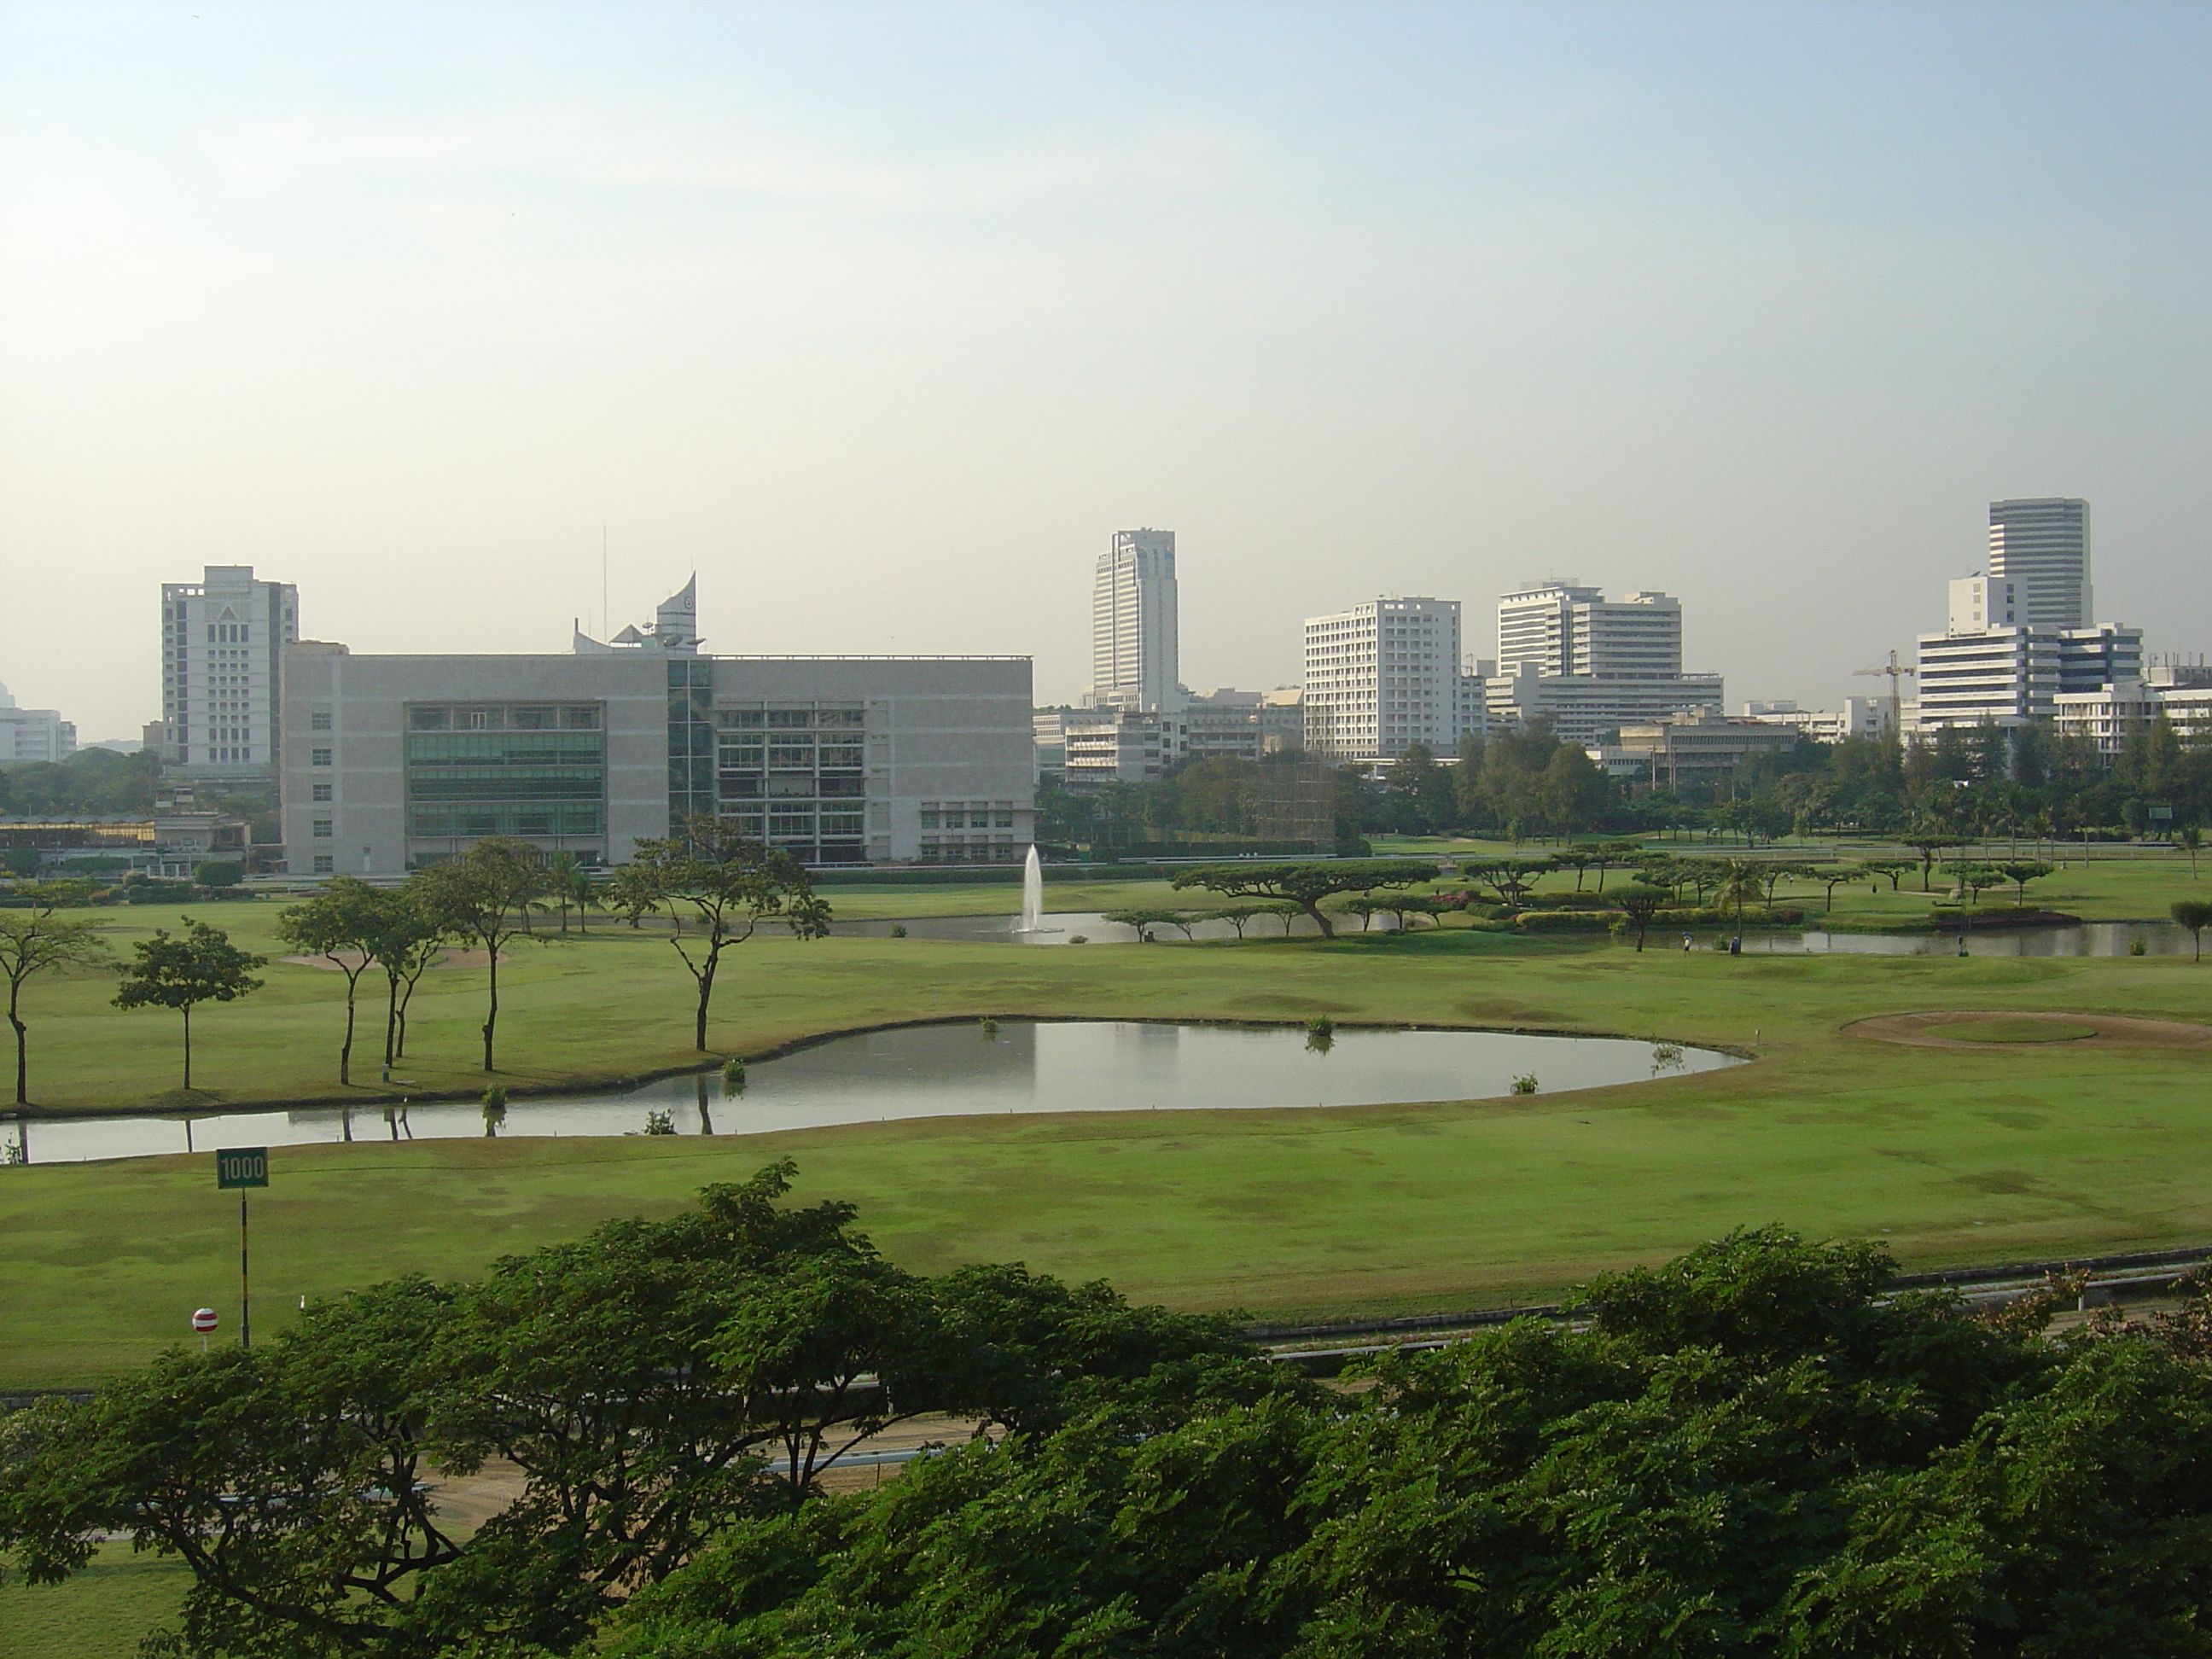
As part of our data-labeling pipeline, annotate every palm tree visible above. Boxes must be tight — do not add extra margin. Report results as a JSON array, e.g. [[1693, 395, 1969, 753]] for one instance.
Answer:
[[1714, 858, 1766, 955]]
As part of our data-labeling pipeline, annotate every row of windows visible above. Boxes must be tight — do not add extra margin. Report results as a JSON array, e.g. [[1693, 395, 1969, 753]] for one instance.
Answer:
[[405, 733, 606, 765], [409, 705, 602, 731], [717, 740, 864, 767], [408, 771, 607, 802], [713, 707, 865, 729], [406, 804, 607, 838], [718, 771, 865, 799]]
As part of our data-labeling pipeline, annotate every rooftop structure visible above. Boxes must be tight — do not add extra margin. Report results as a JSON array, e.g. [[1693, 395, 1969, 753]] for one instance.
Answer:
[[1087, 530, 1180, 712]]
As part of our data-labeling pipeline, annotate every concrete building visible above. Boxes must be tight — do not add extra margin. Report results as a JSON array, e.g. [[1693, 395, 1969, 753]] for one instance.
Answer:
[[1740, 699, 1883, 742], [1485, 664, 1724, 747], [160, 565, 300, 787], [1060, 707, 1185, 787], [1177, 688, 1307, 765], [1496, 582, 1685, 678], [1455, 663, 1492, 747], [1988, 498, 2092, 631], [1485, 582, 1720, 744], [1087, 529, 1180, 712], [1302, 597, 1462, 762], [2053, 666, 2212, 760], [1606, 711, 1803, 790], [278, 598, 1033, 876], [1915, 621, 2142, 731], [0, 683, 76, 763]]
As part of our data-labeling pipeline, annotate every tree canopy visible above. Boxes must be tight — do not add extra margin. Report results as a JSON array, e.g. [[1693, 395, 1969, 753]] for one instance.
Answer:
[[1169, 859, 1441, 938]]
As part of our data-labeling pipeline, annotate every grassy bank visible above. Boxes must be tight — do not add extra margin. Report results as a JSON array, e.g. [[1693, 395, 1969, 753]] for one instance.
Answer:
[[7, 918, 2212, 1387]]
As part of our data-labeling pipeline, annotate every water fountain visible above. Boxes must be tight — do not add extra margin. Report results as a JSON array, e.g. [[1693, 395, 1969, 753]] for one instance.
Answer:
[[1011, 844, 1059, 934]]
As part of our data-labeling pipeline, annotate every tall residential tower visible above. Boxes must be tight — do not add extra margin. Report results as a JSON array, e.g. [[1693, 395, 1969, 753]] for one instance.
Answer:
[[159, 566, 300, 787], [1087, 529, 1179, 712]]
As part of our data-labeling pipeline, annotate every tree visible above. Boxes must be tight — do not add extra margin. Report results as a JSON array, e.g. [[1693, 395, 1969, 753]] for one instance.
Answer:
[[1168, 860, 1439, 940], [191, 860, 244, 894], [1809, 864, 1868, 912], [1994, 859, 2056, 908], [626, 817, 830, 1051], [407, 838, 549, 1072], [604, 861, 663, 929], [1103, 908, 1197, 941], [1609, 883, 1671, 952], [2174, 899, 2212, 962], [0, 1163, 1269, 1658], [1864, 858, 1916, 892], [1462, 858, 1552, 909], [274, 878, 387, 1085], [546, 852, 599, 933], [367, 892, 443, 1066], [1714, 856, 1765, 951], [1905, 830, 1970, 891], [0, 891, 111, 1103], [2179, 824, 2203, 879], [111, 917, 266, 1091], [1208, 901, 1300, 938]]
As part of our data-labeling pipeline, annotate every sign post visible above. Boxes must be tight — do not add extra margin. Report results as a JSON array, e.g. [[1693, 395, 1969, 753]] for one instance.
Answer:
[[215, 1148, 268, 1349]]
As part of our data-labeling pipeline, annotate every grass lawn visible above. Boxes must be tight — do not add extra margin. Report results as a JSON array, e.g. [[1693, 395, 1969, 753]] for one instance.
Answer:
[[0, 1545, 188, 1659], [8, 888, 2212, 1387]]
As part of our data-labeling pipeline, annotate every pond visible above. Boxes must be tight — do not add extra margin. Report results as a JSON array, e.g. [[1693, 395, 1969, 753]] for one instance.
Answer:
[[836, 913, 2198, 957], [6, 1021, 1741, 1166]]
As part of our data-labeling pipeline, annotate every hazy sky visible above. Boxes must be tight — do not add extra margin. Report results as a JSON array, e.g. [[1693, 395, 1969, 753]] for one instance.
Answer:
[[3, 1, 2206, 739]]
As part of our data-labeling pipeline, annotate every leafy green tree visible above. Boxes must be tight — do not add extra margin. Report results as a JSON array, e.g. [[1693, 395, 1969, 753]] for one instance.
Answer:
[[1103, 907, 1197, 940], [274, 878, 388, 1085], [1994, 858, 2056, 907], [2178, 823, 2203, 879], [1808, 863, 1869, 911], [2173, 899, 2212, 962], [365, 891, 443, 1066], [191, 860, 244, 894], [407, 837, 548, 1071], [1714, 856, 1766, 950], [0, 891, 111, 1103], [626, 817, 830, 1051], [1864, 857, 1916, 891], [1905, 829, 1970, 891], [110, 917, 265, 1091], [604, 859, 663, 929], [0, 1163, 1268, 1658], [1207, 901, 1301, 938], [1608, 882, 1671, 951], [1168, 860, 1439, 940], [1461, 858, 1552, 908]]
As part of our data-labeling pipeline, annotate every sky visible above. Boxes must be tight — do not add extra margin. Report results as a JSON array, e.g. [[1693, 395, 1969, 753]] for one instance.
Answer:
[[2, 0, 2206, 740]]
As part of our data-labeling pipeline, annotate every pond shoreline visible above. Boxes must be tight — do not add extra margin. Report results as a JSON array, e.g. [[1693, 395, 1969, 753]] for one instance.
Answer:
[[1, 1013, 1757, 1128]]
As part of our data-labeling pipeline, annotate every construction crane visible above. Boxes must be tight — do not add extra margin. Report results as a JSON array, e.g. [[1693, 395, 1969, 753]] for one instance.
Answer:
[[1855, 650, 1917, 739]]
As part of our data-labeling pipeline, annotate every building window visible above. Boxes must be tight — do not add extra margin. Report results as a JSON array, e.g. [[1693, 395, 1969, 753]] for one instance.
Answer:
[[312, 819, 335, 838], [311, 748, 333, 766], [310, 712, 333, 731], [311, 783, 333, 802], [312, 855, 335, 874]]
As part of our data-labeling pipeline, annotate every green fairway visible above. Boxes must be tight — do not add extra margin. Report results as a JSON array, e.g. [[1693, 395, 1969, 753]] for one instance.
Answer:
[[0, 1545, 188, 1659], [8, 896, 2212, 1388]]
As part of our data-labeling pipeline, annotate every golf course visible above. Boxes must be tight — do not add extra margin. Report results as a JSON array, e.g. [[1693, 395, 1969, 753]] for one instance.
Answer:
[[3, 850, 2209, 1390]]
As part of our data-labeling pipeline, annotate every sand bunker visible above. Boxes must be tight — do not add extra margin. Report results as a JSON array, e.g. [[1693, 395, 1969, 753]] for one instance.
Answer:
[[1844, 1010, 2212, 1051]]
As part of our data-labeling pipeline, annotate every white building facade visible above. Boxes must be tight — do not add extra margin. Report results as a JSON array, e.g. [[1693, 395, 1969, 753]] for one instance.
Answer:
[[160, 565, 300, 787], [279, 644, 1034, 876], [1740, 699, 1883, 742], [1485, 582, 1720, 744], [1087, 529, 1180, 712], [1302, 597, 1462, 762], [0, 683, 76, 762]]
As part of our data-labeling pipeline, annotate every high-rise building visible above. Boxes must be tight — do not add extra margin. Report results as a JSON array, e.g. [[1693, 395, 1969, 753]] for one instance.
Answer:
[[1087, 529, 1179, 712], [160, 566, 300, 786], [1914, 623, 2141, 731], [1496, 582, 1684, 678], [1988, 498, 2092, 631], [1302, 597, 1461, 761], [1487, 582, 1719, 743], [0, 682, 76, 762]]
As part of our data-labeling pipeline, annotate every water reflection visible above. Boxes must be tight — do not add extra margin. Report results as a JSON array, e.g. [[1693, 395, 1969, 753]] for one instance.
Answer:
[[9, 1021, 1738, 1165]]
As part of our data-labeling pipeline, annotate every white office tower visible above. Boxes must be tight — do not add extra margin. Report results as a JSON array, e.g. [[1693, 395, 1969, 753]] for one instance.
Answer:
[[1487, 581, 1720, 744], [1988, 498, 2092, 631], [160, 566, 300, 785], [1302, 597, 1462, 761], [1088, 529, 1179, 712], [1496, 581, 1685, 678], [0, 683, 76, 762]]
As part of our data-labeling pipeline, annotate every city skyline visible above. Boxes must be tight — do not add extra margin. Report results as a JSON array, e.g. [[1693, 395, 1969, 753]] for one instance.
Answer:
[[3, 3, 2207, 739]]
